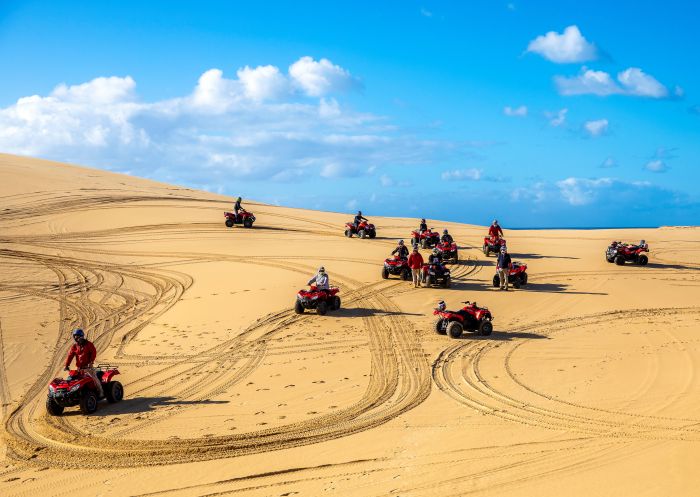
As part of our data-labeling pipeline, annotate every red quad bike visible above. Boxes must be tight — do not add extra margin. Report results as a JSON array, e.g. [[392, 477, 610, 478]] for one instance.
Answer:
[[436, 241, 459, 263], [382, 255, 411, 280], [433, 301, 494, 338], [46, 365, 123, 415], [482, 236, 506, 257], [224, 209, 256, 228], [492, 261, 528, 289], [411, 229, 440, 249], [295, 286, 341, 315], [421, 262, 451, 288], [345, 221, 376, 239], [606, 241, 649, 266]]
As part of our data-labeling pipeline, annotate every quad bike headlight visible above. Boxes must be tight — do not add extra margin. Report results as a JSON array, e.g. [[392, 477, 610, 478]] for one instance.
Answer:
[[69, 384, 81, 393]]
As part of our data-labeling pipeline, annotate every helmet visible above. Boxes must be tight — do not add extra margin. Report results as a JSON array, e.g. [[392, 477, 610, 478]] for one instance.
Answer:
[[318, 266, 325, 273], [398, 239, 404, 245], [72, 329, 84, 339], [640, 239, 646, 245], [237, 197, 242, 201], [500, 246, 507, 253], [437, 300, 446, 312], [421, 218, 426, 222], [443, 229, 448, 234], [357, 211, 362, 216], [493, 219, 498, 225]]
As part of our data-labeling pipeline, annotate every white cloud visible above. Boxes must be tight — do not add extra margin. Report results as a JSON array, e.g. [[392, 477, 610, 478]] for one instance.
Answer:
[[555, 67, 672, 98], [236, 65, 287, 101], [584, 118, 608, 137], [546, 108, 568, 127], [420, 8, 433, 17], [527, 25, 597, 63], [504, 105, 528, 117], [600, 157, 617, 168], [645, 159, 669, 173], [0, 60, 460, 187], [556, 177, 613, 205], [617, 68, 668, 98], [289, 56, 358, 97], [379, 174, 394, 187], [441, 168, 482, 181]]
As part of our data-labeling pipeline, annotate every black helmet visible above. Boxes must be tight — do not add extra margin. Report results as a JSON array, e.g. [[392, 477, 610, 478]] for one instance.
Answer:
[[398, 239, 404, 245], [443, 229, 448, 234], [357, 211, 362, 216], [421, 218, 426, 222]]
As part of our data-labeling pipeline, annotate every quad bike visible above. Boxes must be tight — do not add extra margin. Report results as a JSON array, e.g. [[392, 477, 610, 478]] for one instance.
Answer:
[[433, 301, 493, 338], [295, 286, 341, 315], [345, 221, 376, 239], [483, 236, 506, 256], [421, 262, 451, 288], [436, 241, 458, 262], [606, 241, 649, 266], [411, 229, 440, 249], [224, 209, 256, 228], [492, 261, 528, 289], [46, 365, 123, 415], [382, 255, 411, 280]]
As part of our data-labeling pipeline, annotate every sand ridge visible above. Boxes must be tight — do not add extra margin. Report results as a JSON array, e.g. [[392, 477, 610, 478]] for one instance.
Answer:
[[1, 153, 699, 496]]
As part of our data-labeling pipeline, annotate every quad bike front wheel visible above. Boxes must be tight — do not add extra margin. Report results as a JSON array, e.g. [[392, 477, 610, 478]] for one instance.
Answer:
[[332, 296, 341, 310], [243, 218, 253, 228], [615, 255, 626, 266], [447, 321, 463, 339], [381, 267, 389, 279], [479, 320, 493, 336], [424, 275, 433, 287], [46, 397, 64, 416], [434, 318, 446, 335], [483, 245, 489, 256], [606, 256, 615, 263], [520, 272, 528, 285], [402, 268, 411, 281], [317, 301, 328, 315], [637, 255, 648, 265], [345, 229, 351, 237], [369, 230, 376, 239], [294, 300, 304, 314], [358, 229, 366, 239], [513, 277, 521, 289], [442, 276, 451, 288], [492, 274, 500, 288], [80, 390, 98, 415], [105, 381, 124, 403], [225, 219, 234, 228]]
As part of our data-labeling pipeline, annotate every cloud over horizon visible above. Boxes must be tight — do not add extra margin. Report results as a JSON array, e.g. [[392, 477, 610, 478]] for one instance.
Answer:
[[527, 25, 597, 63]]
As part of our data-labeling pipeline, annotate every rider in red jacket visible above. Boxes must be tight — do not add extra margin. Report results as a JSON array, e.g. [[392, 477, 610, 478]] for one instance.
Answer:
[[65, 329, 103, 397], [488, 219, 504, 240]]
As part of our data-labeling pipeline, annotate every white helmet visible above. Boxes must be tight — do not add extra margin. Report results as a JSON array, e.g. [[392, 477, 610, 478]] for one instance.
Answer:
[[437, 300, 446, 312]]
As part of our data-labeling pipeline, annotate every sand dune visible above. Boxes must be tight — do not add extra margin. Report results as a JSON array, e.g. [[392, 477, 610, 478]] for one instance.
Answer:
[[1, 153, 699, 496]]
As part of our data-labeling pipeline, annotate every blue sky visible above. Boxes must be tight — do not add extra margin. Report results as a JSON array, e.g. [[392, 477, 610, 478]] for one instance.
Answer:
[[1, 0, 698, 227]]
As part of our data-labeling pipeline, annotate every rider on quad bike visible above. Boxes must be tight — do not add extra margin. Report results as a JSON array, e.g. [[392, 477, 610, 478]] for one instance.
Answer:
[[489, 219, 504, 239], [418, 218, 428, 234], [234, 197, 243, 216], [354, 211, 368, 231], [441, 229, 453, 244], [64, 329, 103, 398], [307, 266, 330, 295], [429, 247, 442, 264], [391, 239, 409, 259]]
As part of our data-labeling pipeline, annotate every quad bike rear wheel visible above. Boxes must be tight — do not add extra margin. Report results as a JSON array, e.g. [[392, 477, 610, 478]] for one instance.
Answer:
[[369, 230, 376, 239], [401, 268, 411, 281], [294, 300, 304, 314], [421, 239, 427, 249], [425, 275, 433, 287], [359, 229, 366, 239], [513, 277, 521, 289], [317, 301, 328, 315], [521, 272, 528, 285], [381, 267, 389, 279], [615, 255, 625, 266], [606, 256, 615, 263], [434, 318, 446, 335], [225, 219, 234, 228], [80, 390, 98, 415], [105, 381, 124, 403], [46, 397, 64, 416], [243, 218, 253, 228], [479, 320, 493, 336], [345, 229, 351, 237], [492, 274, 500, 288], [442, 276, 451, 288], [447, 321, 463, 339], [637, 255, 648, 265], [332, 296, 341, 310], [483, 245, 489, 256]]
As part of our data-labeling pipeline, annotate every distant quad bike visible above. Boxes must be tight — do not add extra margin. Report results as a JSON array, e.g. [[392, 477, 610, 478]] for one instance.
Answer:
[[224, 209, 256, 228], [492, 261, 528, 288], [436, 241, 458, 262], [382, 255, 411, 280], [606, 241, 649, 266], [483, 236, 506, 256], [433, 300, 493, 338], [295, 286, 341, 315], [345, 221, 376, 239], [421, 262, 451, 288], [46, 365, 123, 415], [411, 229, 440, 249]]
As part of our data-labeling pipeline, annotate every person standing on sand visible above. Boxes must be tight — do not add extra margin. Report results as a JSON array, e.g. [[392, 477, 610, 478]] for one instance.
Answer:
[[496, 246, 512, 291], [408, 247, 424, 288]]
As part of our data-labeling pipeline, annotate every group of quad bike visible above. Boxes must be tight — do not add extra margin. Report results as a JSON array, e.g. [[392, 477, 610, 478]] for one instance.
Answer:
[[47, 211, 653, 417]]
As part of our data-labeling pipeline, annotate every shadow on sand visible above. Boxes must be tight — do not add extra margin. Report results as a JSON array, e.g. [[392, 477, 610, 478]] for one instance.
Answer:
[[333, 307, 422, 318], [508, 252, 579, 260], [451, 329, 549, 341], [62, 397, 230, 417]]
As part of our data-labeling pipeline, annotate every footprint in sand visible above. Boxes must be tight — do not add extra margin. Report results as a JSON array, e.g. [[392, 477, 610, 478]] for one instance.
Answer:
[[285, 384, 295, 388]]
